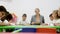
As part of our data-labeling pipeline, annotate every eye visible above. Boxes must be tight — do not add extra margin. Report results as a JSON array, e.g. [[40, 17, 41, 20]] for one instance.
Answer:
[[2, 13, 4, 15], [2, 12, 5, 16]]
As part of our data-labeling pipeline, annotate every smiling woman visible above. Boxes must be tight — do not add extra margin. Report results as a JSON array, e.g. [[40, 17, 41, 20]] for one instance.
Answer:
[[31, 8, 45, 25]]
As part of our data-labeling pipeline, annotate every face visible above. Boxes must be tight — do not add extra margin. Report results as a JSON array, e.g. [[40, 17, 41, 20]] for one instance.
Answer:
[[22, 16, 26, 21], [0, 11, 5, 18], [52, 11, 57, 19], [0, 12, 2, 17], [35, 8, 40, 14], [50, 16, 53, 21]]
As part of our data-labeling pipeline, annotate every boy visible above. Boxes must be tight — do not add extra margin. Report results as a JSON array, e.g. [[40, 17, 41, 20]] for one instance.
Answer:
[[17, 14, 29, 25]]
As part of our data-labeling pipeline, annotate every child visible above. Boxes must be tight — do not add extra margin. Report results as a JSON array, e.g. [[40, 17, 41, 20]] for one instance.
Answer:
[[52, 10, 60, 26], [17, 14, 29, 25]]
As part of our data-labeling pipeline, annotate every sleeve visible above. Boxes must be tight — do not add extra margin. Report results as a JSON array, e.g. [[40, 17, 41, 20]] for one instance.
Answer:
[[30, 16, 33, 25], [57, 19, 60, 23], [16, 18, 20, 25], [25, 20, 30, 25]]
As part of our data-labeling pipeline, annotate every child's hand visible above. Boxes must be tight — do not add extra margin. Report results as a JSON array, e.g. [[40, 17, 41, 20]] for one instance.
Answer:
[[54, 23, 60, 26]]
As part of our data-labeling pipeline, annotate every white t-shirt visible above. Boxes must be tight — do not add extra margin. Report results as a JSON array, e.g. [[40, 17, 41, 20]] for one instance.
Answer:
[[16, 20, 29, 25], [49, 19, 60, 26], [53, 19, 60, 23], [47, 20, 53, 26]]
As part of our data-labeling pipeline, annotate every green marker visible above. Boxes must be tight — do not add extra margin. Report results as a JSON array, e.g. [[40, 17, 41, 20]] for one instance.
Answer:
[[12, 28, 22, 33]]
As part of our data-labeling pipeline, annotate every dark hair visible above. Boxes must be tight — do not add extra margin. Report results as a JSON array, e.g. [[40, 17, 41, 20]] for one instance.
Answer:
[[0, 6, 9, 15], [22, 14, 27, 17], [49, 14, 52, 17], [0, 6, 12, 21], [0, 6, 7, 12], [57, 11, 60, 18]]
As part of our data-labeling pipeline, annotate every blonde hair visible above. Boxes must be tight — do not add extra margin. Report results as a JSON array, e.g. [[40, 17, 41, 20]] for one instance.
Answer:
[[53, 10, 58, 19], [35, 8, 40, 12]]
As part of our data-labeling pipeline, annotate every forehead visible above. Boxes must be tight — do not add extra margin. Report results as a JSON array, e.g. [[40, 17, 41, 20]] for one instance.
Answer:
[[0, 12, 2, 13], [22, 16, 26, 17], [35, 8, 40, 10]]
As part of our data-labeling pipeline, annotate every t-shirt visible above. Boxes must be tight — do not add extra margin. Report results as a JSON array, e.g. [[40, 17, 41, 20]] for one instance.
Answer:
[[53, 19, 60, 23], [17, 20, 29, 25], [49, 19, 60, 26]]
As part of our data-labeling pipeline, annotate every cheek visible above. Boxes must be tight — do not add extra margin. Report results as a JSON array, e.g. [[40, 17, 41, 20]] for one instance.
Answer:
[[0, 14, 2, 17], [23, 17, 26, 19], [24, 17, 26, 19], [52, 14, 54, 17], [58, 12, 60, 15], [55, 14, 57, 17], [36, 12, 39, 14]]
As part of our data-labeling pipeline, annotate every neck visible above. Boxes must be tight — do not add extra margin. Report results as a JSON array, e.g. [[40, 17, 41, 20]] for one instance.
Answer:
[[36, 14, 40, 16]]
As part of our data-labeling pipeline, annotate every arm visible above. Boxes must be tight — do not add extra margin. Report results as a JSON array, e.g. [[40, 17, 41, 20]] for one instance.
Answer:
[[8, 20, 15, 25], [42, 16, 45, 23], [5, 14, 15, 25], [54, 23, 60, 26], [30, 16, 35, 25], [54, 19, 60, 26]]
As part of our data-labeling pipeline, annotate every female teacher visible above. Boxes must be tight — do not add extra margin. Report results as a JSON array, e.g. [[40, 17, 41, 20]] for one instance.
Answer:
[[31, 8, 45, 25]]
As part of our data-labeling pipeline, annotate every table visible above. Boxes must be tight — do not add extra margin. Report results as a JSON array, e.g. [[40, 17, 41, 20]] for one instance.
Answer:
[[0, 25, 60, 32], [0, 25, 60, 28]]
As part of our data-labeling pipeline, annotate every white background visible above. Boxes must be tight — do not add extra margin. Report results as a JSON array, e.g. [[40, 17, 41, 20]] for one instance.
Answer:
[[0, 0, 60, 23]]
